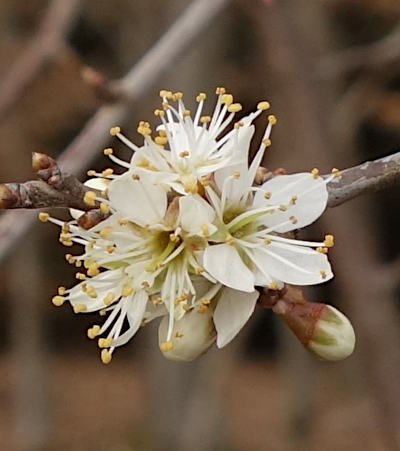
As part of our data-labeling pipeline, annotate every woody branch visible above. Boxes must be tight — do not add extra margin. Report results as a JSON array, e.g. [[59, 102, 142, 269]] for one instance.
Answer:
[[1, 150, 399, 212]]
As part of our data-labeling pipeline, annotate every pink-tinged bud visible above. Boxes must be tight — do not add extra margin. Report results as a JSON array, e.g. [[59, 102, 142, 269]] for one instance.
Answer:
[[158, 308, 216, 362], [273, 300, 355, 361]]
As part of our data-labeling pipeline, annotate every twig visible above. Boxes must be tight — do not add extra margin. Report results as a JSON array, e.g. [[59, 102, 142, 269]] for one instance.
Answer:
[[327, 151, 400, 207], [0, 0, 231, 262], [0, 0, 80, 119], [0, 153, 93, 211]]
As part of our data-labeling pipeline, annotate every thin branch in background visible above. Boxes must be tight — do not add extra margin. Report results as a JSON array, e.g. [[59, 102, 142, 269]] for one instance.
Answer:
[[0, 0, 231, 263], [318, 23, 400, 80], [0, 0, 81, 119]]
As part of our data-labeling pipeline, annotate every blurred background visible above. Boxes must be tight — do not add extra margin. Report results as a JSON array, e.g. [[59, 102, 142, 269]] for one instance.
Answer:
[[0, 0, 399, 450]]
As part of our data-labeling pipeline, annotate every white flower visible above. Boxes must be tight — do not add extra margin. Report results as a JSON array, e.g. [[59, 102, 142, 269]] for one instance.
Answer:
[[106, 88, 272, 195], [43, 88, 339, 362]]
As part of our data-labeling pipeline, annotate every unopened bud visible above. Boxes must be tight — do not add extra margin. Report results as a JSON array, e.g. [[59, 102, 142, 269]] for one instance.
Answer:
[[158, 308, 216, 362], [273, 300, 355, 361]]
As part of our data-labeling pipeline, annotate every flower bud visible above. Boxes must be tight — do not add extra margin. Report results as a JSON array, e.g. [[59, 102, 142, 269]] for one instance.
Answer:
[[273, 300, 355, 361], [158, 308, 216, 362]]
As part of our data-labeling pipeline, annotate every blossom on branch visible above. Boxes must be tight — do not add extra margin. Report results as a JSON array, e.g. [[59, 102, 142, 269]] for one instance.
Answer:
[[41, 88, 345, 363]]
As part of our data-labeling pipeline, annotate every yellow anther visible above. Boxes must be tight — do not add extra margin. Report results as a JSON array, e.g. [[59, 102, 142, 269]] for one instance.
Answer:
[[179, 150, 189, 158], [121, 284, 134, 297], [221, 94, 233, 106], [87, 325, 100, 339], [87, 169, 96, 176], [99, 309, 107, 316], [197, 305, 208, 314], [158, 130, 167, 137], [76, 272, 86, 280], [183, 109, 191, 117], [169, 233, 178, 242], [98, 337, 113, 348], [324, 234, 334, 247], [110, 126, 121, 136], [257, 101, 270, 111], [194, 266, 204, 274], [232, 170, 240, 179], [279, 205, 287, 211], [268, 281, 278, 290], [154, 108, 165, 116], [160, 341, 174, 352], [225, 234, 234, 245], [99, 226, 113, 239], [155, 136, 167, 145], [52, 295, 65, 307], [101, 349, 112, 364], [87, 261, 99, 276], [75, 260, 82, 268], [73, 304, 87, 313], [234, 121, 244, 129], [264, 191, 271, 199], [173, 91, 183, 100], [317, 247, 328, 254], [290, 195, 298, 205], [100, 202, 110, 215], [103, 147, 113, 156], [175, 332, 184, 338], [228, 103, 242, 113], [331, 167, 341, 177], [38, 212, 49, 222], [118, 219, 129, 225], [264, 238, 272, 245], [201, 298, 211, 305], [103, 292, 115, 306], [102, 168, 114, 177], [201, 224, 210, 237], [320, 270, 327, 279], [268, 115, 277, 125], [106, 244, 115, 254], [200, 115, 211, 124], [215, 86, 226, 95], [86, 286, 98, 299], [159, 89, 172, 98], [289, 216, 298, 224], [58, 286, 66, 295], [60, 239, 73, 247], [311, 168, 320, 179], [152, 297, 162, 306], [196, 92, 206, 102], [83, 191, 96, 207], [262, 138, 272, 147]]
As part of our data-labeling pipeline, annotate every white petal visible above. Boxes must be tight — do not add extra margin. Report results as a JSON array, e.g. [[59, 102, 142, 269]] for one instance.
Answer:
[[251, 242, 333, 286], [158, 308, 216, 362], [108, 173, 167, 226], [214, 287, 259, 347], [253, 173, 328, 233], [203, 244, 254, 292], [112, 290, 149, 346], [179, 194, 216, 235], [214, 125, 255, 201]]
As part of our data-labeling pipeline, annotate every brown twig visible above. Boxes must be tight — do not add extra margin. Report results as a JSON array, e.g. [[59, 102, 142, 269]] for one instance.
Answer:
[[0, 0, 80, 119], [327, 151, 400, 207]]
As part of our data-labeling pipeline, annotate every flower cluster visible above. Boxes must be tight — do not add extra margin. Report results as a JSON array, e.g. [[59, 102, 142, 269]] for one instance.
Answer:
[[42, 88, 340, 363]]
